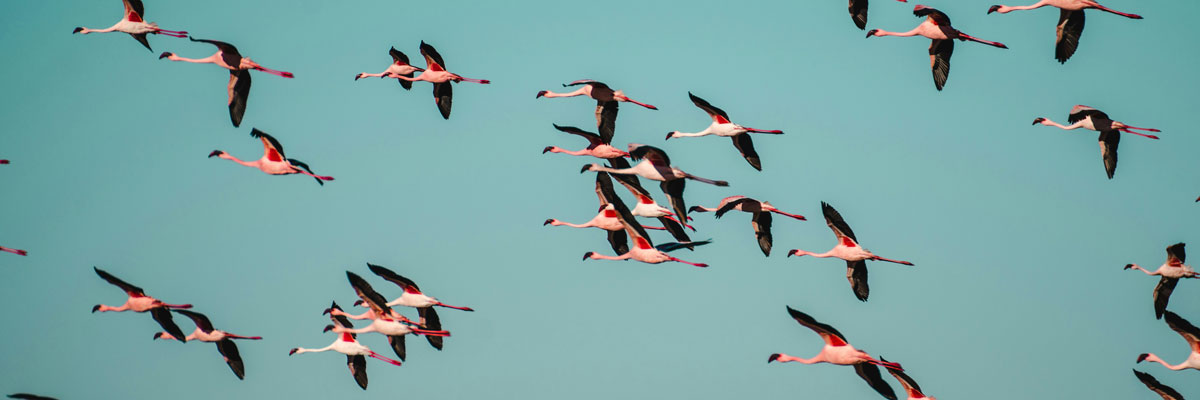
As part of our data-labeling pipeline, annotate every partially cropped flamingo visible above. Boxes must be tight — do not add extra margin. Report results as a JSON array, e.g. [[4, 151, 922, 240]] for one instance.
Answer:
[[289, 308, 402, 390], [1133, 370, 1184, 400], [1137, 311, 1200, 371], [354, 47, 424, 90], [582, 195, 712, 267], [987, 0, 1142, 63], [666, 93, 784, 171], [537, 80, 657, 141], [91, 266, 191, 343], [769, 306, 902, 400], [850, 0, 909, 30], [1033, 105, 1160, 179], [543, 124, 630, 159], [208, 128, 333, 185], [583, 144, 728, 223], [7, 394, 57, 400], [690, 196, 806, 256], [882, 357, 934, 400], [866, 5, 1008, 91], [159, 37, 293, 127], [394, 41, 489, 119], [1126, 243, 1197, 320], [0, 160, 8, 164], [788, 202, 914, 301], [0, 246, 27, 256], [154, 310, 261, 380], [72, 0, 187, 51]]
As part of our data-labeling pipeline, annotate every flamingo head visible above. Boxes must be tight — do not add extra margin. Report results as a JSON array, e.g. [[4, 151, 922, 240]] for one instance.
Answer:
[[288, 348, 299, 356], [665, 131, 678, 140], [542, 146, 556, 154], [1032, 117, 1046, 125], [73, 27, 84, 34], [865, 29, 880, 38], [153, 332, 166, 340], [1137, 353, 1154, 363], [582, 252, 595, 261], [767, 353, 782, 363], [323, 324, 336, 333], [687, 206, 704, 214], [987, 5, 1005, 14], [354, 73, 365, 81], [580, 164, 598, 174], [787, 249, 810, 258], [158, 52, 173, 60], [1123, 264, 1136, 270], [208, 150, 225, 158], [543, 219, 555, 226], [536, 90, 548, 98]]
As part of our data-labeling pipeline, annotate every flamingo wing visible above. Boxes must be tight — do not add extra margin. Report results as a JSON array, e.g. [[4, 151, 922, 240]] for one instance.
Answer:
[[658, 216, 693, 245], [1055, 9, 1085, 63], [1153, 277, 1178, 320], [1164, 311, 1200, 353], [1134, 369, 1184, 400], [419, 41, 446, 71], [849, 0, 869, 30], [433, 81, 453, 119], [347, 354, 368, 390], [367, 263, 424, 294], [661, 179, 689, 229], [929, 39, 954, 91], [420, 306, 443, 350], [129, 33, 152, 51], [286, 159, 326, 186], [752, 212, 773, 257], [388, 46, 411, 65], [123, 0, 145, 21], [151, 307, 188, 343], [93, 267, 145, 297], [387, 334, 407, 361], [553, 124, 604, 148], [608, 158, 653, 197], [854, 362, 900, 400], [882, 356, 926, 398], [598, 101, 618, 144], [1098, 129, 1119, 179], [731, 134, 762, 171], [913, 5, 951, 25], [628, 144, 672, 167], [228, 69, 251, 127], [216, 338, 245, 380], [1167, 243, 1186, 265], [607, 228, 630, 255], [1068, 105, 1106, 124], [7, 394, 58, 400], [821, 202, 858, 242], [346, 272, 395, 317], [612, 190, 653, 248], [848, 260, 870, 302], [714, 197, 755, 218], [687, 92, 731, 124], [655, 239, 712, 253], [174, 309, 215, 333], [327, 301, 356, 332], [784, 306, 849, 346], [563, 79, 607, 88], [189, 37, 243, 68], [250, 128, 286, 161]]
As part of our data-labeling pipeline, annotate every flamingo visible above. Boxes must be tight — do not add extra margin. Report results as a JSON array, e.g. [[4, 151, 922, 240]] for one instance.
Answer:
[[159, 37, 293, 127], [602, 169, 697, 245], [393, 41, 490, 119], [0, 246, 27, 256], [289, 306, 403, 390], [583, 144, 729, 225], [1133, 370, 1184, 400], [1125, 243, 1197, 320], [987, 0, 1142, 63], [1033, 105, 1160, 179], [866, 5, 1008, 91], [91, 267, 191, 343], [543, 124, 630, 159], [537, 80, 658, 141], [1137, 311, 1200, 371], [690, 196, 806, 256], [328, 273, 451, 360], [881, 357, 934, 400], [208, 128, 333, 185], [153, 310, 261, 380], [546, 172, 641, 255], [850, 0, 910, 30], [354, 47, 424, 90], [666, 93, 784, 171], [768, 306, 902, 400], [362, 265, 473, 351], [7, 395, 57, 400], [788, 202, 914, 301], [581, 192, 712, 267], [72, 0, 188, 51]]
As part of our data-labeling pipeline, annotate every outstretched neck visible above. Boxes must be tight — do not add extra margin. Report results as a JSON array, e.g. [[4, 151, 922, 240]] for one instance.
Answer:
[[219, 154, 260, 168], [774, 353, 822, 364]]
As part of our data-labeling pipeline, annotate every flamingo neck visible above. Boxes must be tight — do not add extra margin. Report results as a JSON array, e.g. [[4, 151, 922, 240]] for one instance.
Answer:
[[996, 1, 1048, 13], [776, 353, 823, 364]]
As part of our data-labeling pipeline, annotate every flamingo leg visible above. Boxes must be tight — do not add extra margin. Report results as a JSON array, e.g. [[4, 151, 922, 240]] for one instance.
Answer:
[[368, 351, 403, 366], [871, 256, 914, 266], [435, 303, 475, 312], [669, 257, 709, 268]]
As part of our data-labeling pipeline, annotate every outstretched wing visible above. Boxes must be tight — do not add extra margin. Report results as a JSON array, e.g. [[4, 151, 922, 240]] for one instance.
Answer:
[[189, 37, 243, 67], [849, 0, 868, 30], [688, 92, 731, 124], [553, 124, 604, 148], [419, 41, 446, 71], [387, 334, 407, 361], [367, 263, 424, 294], [348, 354, 368, 390], [1134, 369, 1184, 400], [1055, 9, 1085, 64], [217, 338, 246, 380], [882, 356, 925, 399], [598, 101, 618, 144], [7, 394, 58, 400], [848, 260, 870, 302], [1098, 129, 1119, 179], [785, 306, 848, 345], [913, 5, 951, 25], [661, 179, 688, 228], [1164, 311, 1200, 353], [628, 144, 672, 166], [228, 70, 251, 127], [93, 267, 145, 296], [173, 309, 215, 333], [1069, 105, 1106, 124], [752, 212, 773, 257], [389, 46, 411, 65], [658, 216, 693, 245], [129, 33, 152, 51], [123, 0, 146, 21], [607, 228, 629, 255], [854, 362, 899, 400], [151, 307, 188, 343], [433, 82, 453, 119], [655, 239, 712, 253], [714, 197, 755, 218], [821, 202, 858, 242], [1167, 243, 1186, 265], [731, 134, 762, 171], [929, 39, 953, 91], [1154, 277, 1178, 320], [421, 306, 444, 350], [346, 271, 394, 318], [250, 128, 286, 161], [564, 79, 607, 88]]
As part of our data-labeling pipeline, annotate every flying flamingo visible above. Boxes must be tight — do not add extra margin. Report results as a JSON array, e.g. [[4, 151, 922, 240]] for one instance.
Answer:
[[289, 306, 402, 390], [543, 124, 630, 159], [0, 246, 27, 256], [583, 144, 728, 224], [788, 202, 914, 301], [601, 169, 696, 245], [666, 93, 784, 171], [866, 5, 1008, 91], [91, 267, 191, 343], [1133, 370, 1184, 400], [768, 306, 902, 400], [7, 394, 57, 400], [1137, 311, 1200, 371], [1033, 105, 1160, 179], [338, 273, 451, 359], [987, 0, 1142, 63], [537, 80, 658, 141], [159, 37, 293, 127], [1126, 243, 1196, 319], [354, 47, 424, 90], [581, 194, 712, 267], [72, 0, 188, 51], [393, 41, 490, 119], [690, 196, 806, 256], [881, 357, 934, 400], [850, 0, 909, 30], [153, 310, 261, 380], [546, 172, 641, 255], [365, 264, 473, 350], [208, 128, 333, 185]]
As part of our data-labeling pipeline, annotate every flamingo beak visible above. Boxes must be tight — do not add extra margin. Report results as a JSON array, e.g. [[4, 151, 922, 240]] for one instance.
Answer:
[[665, 132, 674, 140], [1032, 117, 1046, 125], [542, 146, 554, 154], [543, 219, 554, 226], [158, 52, 172, 60], [536, 90, 548, 98], [288, 348, 299, 356], [153, 332, 164, 340], [208, 150, 223, 158], [767, 353, 781, 363], [1123, 264, 1135, 270], [91, 305, 101, 313], [323, 325, 335, 333], [1137, 353, 1150, 363], [787, 250, 799, 257], [582, 252, 594, 261], [580, 164, 593, 174], [866, 29, 880, 38], [73, 27, 84, 34], [987, 5, 1001, 14]]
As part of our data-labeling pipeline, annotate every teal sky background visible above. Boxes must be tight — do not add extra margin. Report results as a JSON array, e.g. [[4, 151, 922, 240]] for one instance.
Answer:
[[1, 0, 1198, 398]]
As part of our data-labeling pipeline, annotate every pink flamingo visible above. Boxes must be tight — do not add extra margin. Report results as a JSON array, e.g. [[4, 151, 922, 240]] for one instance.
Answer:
[[394, 41, 489, 119], [363, 265, 474, 351], [1137, 311, 1200, 371], [1033, 105, 1159, 179], [546, 172, 679, 254], [72, 0, 188, 51], [159, 37, 293, 127], [354, 47, 424, 90], [866, 5, 1008, 91], [537, 80, 657, 141], [850, 0, 909, 30], [289, 308, 402, 390], [91, 266, 192, 343], [690, 196, 806, 256], [335, 272, 451, 360], [208, 128, 333, 185], [769, 306, 902, 400], [0, 246, 27, 256], [988, 0, 1142, 63], [154, 310, 261, 380], [1125, 243, 1196, 319], [788, 202, 914, 302], [581, 194, 711, 267], [1133, 370, 1184, 400], [666, 92, 784, 171], [543, 124, 630, 159], [583, 144, 729, 225]]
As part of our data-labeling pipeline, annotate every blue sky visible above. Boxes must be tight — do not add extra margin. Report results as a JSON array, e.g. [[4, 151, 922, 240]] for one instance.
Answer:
[[1, 0, 1197, 398]]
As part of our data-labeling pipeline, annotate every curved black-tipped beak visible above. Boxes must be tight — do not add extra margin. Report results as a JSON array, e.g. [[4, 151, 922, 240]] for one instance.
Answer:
[[288, 348, 299, 356], [91, 305, 101, 313], [987, 5, 1001, 14], [580, 164, 593, 174], [582, 252, 594, 261], [73, 27, 84, 34], [536, 90, 548, 98], [543, 219, 554, 226], [687, 206, 703, 214], [542, 146, 554, 154], [598, 204, 608, 213], [1137, 353, 1149, 363], [208, 150, 222, 158], [767, 353, 781, 363], [353, 300, 364, 307], [323, 325, 335, 333], [353, 74, 362, 81], [153, 332, 164, 340], [1123, 264, 1135, 270], [665, 132, 674, 140], [865, 29, 879, 38], [1031, 117, 1045, 125], [786, 250, 798, 258], [158, 52, 172, 60], [322, 308, 332, 315]]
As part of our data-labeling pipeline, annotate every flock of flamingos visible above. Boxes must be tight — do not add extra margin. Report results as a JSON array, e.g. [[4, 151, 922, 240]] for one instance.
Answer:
[[0, 0, 1194, 399]]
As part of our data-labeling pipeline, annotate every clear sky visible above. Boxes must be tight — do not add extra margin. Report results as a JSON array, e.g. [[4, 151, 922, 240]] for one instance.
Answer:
[[1, 0, 1198, 398]]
